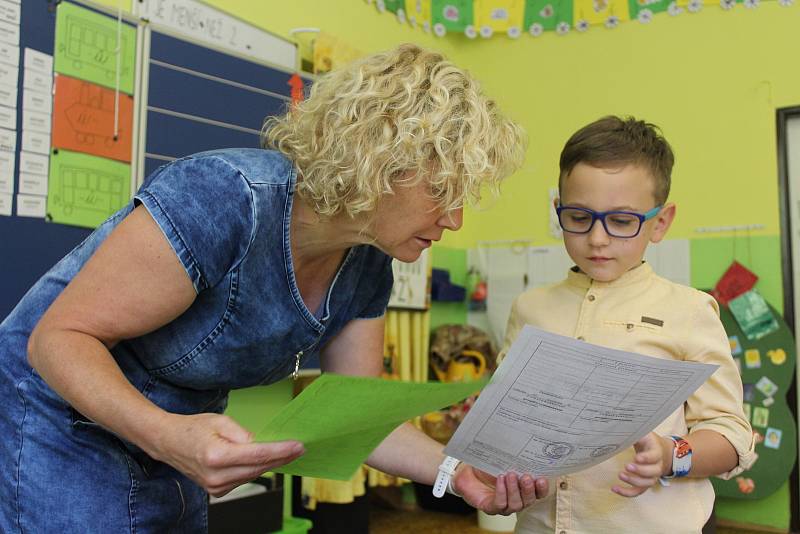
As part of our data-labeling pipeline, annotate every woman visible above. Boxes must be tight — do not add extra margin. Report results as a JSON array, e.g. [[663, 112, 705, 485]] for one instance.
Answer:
[[0, 44, 547, 532]]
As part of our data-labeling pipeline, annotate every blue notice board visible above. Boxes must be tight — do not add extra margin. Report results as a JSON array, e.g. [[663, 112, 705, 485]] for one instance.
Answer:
[[0, 2, 95, 320], [144, 30, 311, 178], [1, 3, 310, 321]]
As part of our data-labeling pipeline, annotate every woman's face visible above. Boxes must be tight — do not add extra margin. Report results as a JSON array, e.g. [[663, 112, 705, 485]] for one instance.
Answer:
[[368, 172, 463, 263]]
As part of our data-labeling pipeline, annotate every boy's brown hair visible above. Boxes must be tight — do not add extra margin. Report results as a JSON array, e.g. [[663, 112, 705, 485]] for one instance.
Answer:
[[558, 116, 674, 205]]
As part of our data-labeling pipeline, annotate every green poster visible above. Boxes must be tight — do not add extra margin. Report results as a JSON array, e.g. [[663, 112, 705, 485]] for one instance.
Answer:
[[47, 149, 131, 229], [523, 0, 574, 32], [431, 0, 474, 33], [729, 289, 780, 341], [54, 2, 137, 94], [256, 373, 487, 480]]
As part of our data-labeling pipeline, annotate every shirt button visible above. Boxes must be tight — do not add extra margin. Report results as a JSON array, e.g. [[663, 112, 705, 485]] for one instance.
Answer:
[[577, 336, 585, 341], [626, 323, 634, 331], [560, 481, 568, 490], [587, 294, 596, 302], [560, 531, 567, 534]]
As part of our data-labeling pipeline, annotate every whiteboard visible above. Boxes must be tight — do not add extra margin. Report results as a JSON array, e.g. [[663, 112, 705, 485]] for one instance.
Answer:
[[134, 0, 297, 71]]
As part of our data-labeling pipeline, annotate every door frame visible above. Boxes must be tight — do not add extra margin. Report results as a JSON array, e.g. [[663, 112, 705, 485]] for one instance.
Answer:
[[777, 105, 800, 532]]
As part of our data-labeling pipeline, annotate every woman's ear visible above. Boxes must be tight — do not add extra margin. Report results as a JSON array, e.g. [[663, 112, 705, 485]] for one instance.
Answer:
[[649, 203, 676, 244]]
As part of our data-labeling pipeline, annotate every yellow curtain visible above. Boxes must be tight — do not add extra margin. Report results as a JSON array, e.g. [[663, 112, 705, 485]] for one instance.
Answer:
[[301, 309, 430, 508]]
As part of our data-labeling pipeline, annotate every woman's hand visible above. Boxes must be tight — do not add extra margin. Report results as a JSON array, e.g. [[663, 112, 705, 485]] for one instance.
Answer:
[[452, 464, 549, 515], [612, 432, 672, 498], [150, 413, 305, 497]]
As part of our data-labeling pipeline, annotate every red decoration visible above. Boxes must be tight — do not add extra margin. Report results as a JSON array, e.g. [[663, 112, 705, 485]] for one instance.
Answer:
[[288, 73, 304, 106], [711, 261, 758, 306]]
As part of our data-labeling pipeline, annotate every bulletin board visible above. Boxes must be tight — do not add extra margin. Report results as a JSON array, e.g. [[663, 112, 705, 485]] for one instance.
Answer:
[[711, 300, 797, 499], [0, 1, 96, 321], [0, 0, 310, 320], [142, 29, 306, 179]]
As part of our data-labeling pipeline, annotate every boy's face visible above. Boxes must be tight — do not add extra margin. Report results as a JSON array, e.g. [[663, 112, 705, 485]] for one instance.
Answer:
[[558, 162, 675, 283]]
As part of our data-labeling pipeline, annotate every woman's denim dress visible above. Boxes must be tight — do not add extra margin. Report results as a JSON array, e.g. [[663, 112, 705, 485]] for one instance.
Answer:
[[0, 149, 394, 533]]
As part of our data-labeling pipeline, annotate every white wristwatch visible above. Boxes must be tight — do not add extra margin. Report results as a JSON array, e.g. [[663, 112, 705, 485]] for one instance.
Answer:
[[432, 456, 462, 498]]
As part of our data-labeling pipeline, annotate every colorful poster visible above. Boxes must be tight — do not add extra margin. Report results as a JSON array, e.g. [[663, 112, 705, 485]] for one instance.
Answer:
[[523, 0, 574, 34], [474, 0, 525, 37], [405, 0, 432, 29], [573, 0, 630, 25], [627, 0, 674, 19], [379, 0, 405, 12], [54, 2, 136, 94], [51, 75, 133, 163], [47, 149, 130, 228], [431, 0, 475, 36]]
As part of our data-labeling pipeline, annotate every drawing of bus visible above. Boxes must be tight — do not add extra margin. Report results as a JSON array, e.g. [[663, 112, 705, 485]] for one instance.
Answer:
[[59, 166, 126, 217], [65, 82, 120, 148], [64, 15, 129, 81]]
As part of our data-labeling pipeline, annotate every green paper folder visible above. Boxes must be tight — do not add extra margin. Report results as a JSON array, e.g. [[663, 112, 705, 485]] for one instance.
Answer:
[[256, 373, 487, 480]]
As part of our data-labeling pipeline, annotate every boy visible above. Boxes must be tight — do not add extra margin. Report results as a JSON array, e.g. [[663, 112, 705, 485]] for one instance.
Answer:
[[502, 116, 755, 533]]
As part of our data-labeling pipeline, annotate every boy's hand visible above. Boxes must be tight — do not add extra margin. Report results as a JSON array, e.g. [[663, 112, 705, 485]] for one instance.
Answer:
[[612, 432, 673, 498]]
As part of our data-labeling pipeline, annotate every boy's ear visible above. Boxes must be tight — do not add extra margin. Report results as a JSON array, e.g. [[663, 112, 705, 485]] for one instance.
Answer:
[[649, 203, 676, 244]]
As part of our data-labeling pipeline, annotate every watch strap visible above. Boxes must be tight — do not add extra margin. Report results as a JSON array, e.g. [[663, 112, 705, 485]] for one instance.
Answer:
[[432, 456, 461, 498], [659, 435, 692, 487]]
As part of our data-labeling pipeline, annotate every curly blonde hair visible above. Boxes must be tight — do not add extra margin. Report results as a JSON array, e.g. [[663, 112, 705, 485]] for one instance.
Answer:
[[262, 43, 526, 217]]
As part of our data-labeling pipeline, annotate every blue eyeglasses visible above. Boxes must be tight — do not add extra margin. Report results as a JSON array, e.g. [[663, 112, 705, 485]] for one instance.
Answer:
[[556, 205, 662, 238]]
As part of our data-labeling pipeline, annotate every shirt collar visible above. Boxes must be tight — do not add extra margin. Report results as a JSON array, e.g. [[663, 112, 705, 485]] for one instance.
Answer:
[[566, 261, 654, 290]]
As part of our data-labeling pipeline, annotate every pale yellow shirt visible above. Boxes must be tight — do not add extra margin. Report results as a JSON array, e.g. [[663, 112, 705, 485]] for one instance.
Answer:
[[501, 263, 756, 534]]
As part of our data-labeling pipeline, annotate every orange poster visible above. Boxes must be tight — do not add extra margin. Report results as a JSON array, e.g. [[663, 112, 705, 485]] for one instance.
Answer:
[[52, 74, 133, 163]]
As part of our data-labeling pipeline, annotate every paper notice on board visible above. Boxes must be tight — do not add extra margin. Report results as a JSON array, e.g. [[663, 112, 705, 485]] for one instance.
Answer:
[[0, 192, 11, 215], [22, 109, 50, 133], [23, 90, 52, 115], [23, 68, 52, 94], [0, 103, 14, 129], [444, 325, 717, 477], [0, 42, 18, 67], [0, 61, 17, 87], [21, 130, 48, 155], [0, 127, 15, 151], [0, 20, 19, 47], [16, 193, 46, 218], [0, 83, 16, 107], [18, 172, 47, 196], [0, 161, 11, 193], [24, 48, 53, 74], [0, 1, 21, 25]]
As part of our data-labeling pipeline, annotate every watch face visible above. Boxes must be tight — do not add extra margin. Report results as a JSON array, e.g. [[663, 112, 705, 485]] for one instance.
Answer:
[[675, 440, 691, 458]]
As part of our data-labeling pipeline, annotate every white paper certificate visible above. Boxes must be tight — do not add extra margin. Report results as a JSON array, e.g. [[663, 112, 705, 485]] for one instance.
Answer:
[[444, 325, 717, 477]]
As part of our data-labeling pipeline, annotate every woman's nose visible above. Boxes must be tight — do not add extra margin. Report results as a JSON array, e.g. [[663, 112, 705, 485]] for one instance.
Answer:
[[439, 207, 463, 231]]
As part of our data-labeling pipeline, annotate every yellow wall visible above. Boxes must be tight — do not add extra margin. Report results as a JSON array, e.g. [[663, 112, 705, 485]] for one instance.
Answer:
[[438, 6, 800, 249], [95, 1, 800, 251]]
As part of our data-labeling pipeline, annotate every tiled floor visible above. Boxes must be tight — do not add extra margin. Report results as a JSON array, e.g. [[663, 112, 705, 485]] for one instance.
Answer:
[[369, 506, 776, 534], [365, 485, 780, 534]]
